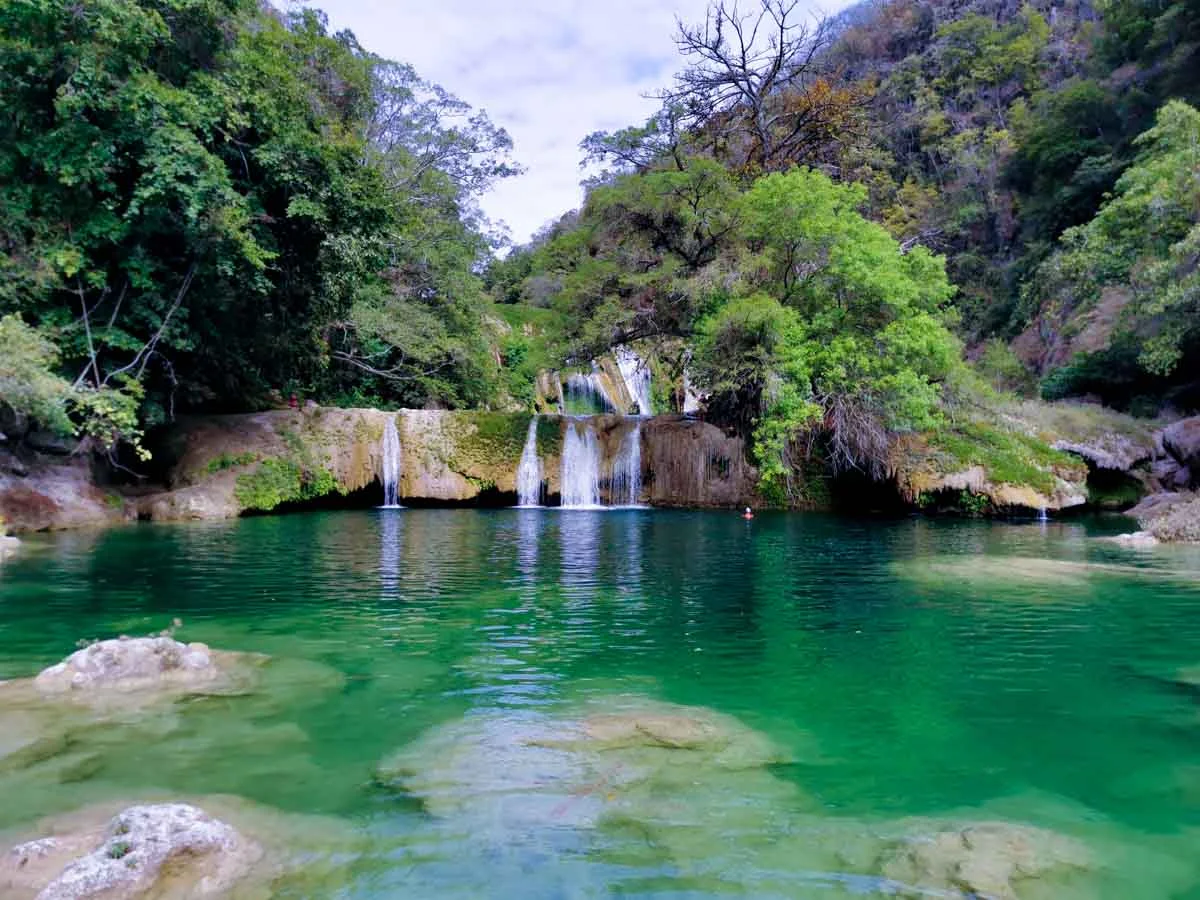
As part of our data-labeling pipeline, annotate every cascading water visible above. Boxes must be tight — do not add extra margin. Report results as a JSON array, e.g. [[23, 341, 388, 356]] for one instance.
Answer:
[[560, 419, 602, 509], [615, 347, 653, 416], [516, 416, 544, 507], [564, 366, 617, 415], [609, 420, 643, 506], [380, 415, 403, 508]]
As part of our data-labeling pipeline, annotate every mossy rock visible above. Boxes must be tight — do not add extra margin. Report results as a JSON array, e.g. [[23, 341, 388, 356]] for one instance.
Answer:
[[927, 421, 1086, 497], [234, 458, 345, 513]]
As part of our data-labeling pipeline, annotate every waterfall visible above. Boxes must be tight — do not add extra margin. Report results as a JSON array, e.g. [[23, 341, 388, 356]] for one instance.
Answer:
[[682, 369, 702, 415], [615, 347, 653, 416], [609, 419, 643, 506], [516, 416, 543, 507], [564, 365, 617, 415], [560, 419, 602, 508], [380, 415, 403, 508]]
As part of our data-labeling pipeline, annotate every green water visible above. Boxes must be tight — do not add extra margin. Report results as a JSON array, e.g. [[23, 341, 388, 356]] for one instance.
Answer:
[[2, 510, 1199, 897]]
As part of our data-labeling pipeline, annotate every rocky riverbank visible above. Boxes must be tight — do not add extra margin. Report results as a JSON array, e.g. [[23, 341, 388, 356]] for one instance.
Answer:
[[1, 401, 1196, 534]]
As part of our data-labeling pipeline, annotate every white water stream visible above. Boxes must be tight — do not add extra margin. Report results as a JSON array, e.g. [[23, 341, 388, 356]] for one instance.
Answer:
[[560, 419, 602, 509], [381, 415, 403, 508], [516, 417, 544, 507]]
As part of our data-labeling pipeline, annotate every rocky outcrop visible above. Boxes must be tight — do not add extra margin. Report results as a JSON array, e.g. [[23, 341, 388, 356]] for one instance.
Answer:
[[1011, 283, 1133, 376], [895, 460, 1088, 512], [642, 417, 759, 508], [0, 804, 262, 900], [139, 407, 557, 518], [1161, 417, 1200, 471], [1127, 491, 1200, 543], [137, 408, 761, 519], [32, 637, 234, 697], [6, 396, 1180, 529], [890, 424, 1090, 514], [0, 636, 270, 717], [1050, 436, 1152, 473], [1103, 416, 1200, 542], [0, 451, 131, 534]]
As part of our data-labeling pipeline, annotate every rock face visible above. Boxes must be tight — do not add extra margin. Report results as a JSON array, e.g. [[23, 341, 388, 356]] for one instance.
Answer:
[[642, 417, 759, 509], [1162, 417, 1200, 470], [1129, 491, 1200, 543], [1050, 436, 1152, 473], [33, 638, 226, 697], [10, 804, 262, 900], [0, 452, 130, 534], [879, 821, 1091, 900], [891, 442, 1089, 514], [139, 408, 761, 519]]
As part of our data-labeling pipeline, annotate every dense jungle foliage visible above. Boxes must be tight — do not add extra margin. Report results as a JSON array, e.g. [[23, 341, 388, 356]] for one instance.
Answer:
[[0, 0, 517, 455], [2, 0, 1198, 494]]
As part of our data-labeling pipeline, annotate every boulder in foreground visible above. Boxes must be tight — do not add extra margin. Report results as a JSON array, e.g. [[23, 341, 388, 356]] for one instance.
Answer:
[[1, 803, 261, 900], [33, 637, 238, 697]]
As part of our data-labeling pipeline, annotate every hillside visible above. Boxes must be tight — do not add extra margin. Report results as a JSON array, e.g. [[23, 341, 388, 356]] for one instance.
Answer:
[[2, 0, 1198, 516]]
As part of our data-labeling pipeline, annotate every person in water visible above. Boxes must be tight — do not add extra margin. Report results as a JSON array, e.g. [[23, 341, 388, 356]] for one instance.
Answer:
[[742, 507, 754, 520]]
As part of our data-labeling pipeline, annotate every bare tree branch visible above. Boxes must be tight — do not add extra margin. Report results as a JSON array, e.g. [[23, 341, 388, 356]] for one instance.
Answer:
[[659, 0, 862, 171]]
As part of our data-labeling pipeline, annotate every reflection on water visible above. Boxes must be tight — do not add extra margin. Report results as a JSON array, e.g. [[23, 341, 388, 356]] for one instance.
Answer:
[[0, 510, 1198, 897], [379, 510, 402, 599]]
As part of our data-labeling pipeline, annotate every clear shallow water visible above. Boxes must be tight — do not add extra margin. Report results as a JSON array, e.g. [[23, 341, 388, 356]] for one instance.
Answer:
[[1, 510, 1199, 897]]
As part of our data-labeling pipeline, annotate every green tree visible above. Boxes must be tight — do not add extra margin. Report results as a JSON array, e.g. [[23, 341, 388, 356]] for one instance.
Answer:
[[1027, 99, 1200, 388]]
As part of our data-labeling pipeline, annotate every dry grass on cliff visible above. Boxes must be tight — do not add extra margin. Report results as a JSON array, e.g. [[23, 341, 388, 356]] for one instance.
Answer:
[[1005, 399, 1161, 447]]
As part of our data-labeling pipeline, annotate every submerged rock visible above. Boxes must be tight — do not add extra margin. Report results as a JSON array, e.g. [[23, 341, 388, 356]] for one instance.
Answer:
[[32, 637, 240, 697], [895, 554, 1200, 589], [0, 534, 19, 559], [0, 794, 379, 900], [879, 820, 1091, 900], [1105, 531, 1160, 548], [0, 804, 262, 900], [378, 698, 795, 833]]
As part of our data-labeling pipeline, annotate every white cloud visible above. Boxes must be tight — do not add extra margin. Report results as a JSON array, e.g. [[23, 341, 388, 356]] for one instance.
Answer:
[[310, 0, 843, 244]]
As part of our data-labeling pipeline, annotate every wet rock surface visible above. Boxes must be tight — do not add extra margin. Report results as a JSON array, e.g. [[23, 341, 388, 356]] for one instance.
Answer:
[[377, 698, 794, 833], [2, 803, 262, 900], [1106, 531, 1160, 548], [0, 796, 373, 900], [32, 638, 240, 698], [878, 820, 1092, 900]]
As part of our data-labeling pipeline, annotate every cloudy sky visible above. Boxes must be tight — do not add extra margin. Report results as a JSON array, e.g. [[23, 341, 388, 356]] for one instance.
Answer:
[[312, 1, 841, 245]]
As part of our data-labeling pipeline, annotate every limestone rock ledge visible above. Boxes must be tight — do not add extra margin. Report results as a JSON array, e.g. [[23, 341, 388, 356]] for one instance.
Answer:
[[138, 409, 761, 521], [139, 407, 554, 521]]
